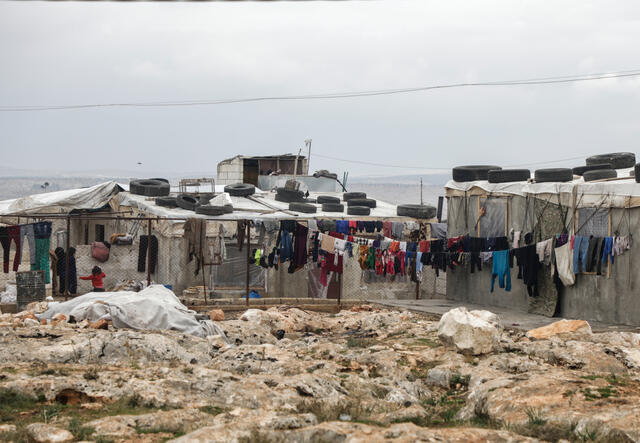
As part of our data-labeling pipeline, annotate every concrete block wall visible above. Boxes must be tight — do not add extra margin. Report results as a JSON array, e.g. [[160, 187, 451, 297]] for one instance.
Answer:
[[217, 159, 244, 185]]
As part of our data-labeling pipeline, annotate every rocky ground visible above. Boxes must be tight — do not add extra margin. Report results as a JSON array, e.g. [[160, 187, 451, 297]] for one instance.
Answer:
[[0, 305, 639, 443]]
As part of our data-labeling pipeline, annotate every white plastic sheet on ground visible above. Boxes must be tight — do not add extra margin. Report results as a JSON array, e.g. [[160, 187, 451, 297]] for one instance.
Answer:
[[39, 285, 226, 339]]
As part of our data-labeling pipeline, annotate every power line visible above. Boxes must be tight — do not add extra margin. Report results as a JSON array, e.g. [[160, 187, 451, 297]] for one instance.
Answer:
[[312, 153, 591, 170], [1, 69, 640, 112]]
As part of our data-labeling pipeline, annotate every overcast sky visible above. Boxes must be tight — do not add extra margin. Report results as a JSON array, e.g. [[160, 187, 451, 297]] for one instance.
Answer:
[[1, 0, 639, 178]]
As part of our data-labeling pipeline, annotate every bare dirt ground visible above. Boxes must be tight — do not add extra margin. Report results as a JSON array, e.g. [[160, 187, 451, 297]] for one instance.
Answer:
[[0, 305, 639, 442]]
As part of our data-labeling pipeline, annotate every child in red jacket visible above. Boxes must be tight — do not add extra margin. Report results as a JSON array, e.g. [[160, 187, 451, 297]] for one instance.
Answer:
[[80, 266, 106, 292]]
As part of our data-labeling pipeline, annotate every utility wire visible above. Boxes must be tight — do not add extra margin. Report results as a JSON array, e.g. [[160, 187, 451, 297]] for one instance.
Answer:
[[312, 153, 591, 170], [1, 69, 640, 112]]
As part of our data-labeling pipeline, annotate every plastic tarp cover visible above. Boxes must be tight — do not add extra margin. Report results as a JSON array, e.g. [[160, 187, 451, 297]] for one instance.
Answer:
[[38, 285, 226, 338], [0, 181, 122, 215]]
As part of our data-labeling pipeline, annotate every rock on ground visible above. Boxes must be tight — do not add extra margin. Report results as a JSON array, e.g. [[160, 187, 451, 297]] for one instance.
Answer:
[[26, 423, 74, 443], [526, 319, 592, 340], [437, 307, 502, 355]]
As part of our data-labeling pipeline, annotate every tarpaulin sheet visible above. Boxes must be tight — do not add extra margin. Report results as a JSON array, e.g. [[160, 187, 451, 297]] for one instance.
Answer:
[[445, 168, 640, 208], [0, 181, 122, 215], [38, 285, 226, 338]]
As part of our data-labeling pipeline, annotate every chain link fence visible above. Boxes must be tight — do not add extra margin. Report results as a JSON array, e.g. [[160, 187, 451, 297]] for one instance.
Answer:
[[0, 214, 446, 307]]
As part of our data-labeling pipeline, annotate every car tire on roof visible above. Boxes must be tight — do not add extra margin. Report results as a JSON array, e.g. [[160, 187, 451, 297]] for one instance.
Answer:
[[452, 165, 502, 182], [224, 183, 255, 197], [130, 179, 170, 197], [149, 178, 170, 184], [347, 206, 371, 216], [487, 169, 530, 183], [572, 164, 612, 176], [583, 169, 617, 182], [275, 187, 305, 202], [586, 152, 636, 169], [289, 202, 317, 213], [176, 194, 199, 211], [534, 168, 573, 183], [195, 205, 227, 216], [155, 196, 178, 208], [316, 195, 341, 204], [346, 198, 377, 208], [321, 203, 344, 212], [343, 192, 366, 201], [396, 204, 437, 219]]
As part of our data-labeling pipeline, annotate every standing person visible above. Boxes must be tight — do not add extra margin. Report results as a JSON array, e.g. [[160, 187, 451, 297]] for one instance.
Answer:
[[80, 266, 106, 292]]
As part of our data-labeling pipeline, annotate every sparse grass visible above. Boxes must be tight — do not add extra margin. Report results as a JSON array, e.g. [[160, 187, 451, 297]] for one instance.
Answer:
[[396, 355, 409, 367], [449, 373, 470, 390], [199, 405, 225, 415], [580, 375, 601, 381], [410, 337, 441, 348], [346, 337, 375, 348], [525, 407, 547, 426], [581, 386, 617, 401], [509, 420, 577, 442], [297, 398, 372, 423], [605, 374, 628, 386], [69, 417, 96, 440], [83, 367, 99, 381], [182, 366, 194, 375]]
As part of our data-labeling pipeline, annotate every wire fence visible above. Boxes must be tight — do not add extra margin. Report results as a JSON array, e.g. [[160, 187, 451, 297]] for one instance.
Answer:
[[0, 214, 447, 307]]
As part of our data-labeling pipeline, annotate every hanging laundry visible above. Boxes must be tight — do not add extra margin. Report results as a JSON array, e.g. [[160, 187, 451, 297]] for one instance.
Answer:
[[336, 220, 349, 235], [512, 231, 521, 248], [601, 236, 614, 266], [554, 242, 575, 286], [278, 229, 294, 262], [513, 245, 539, 297], [33, 222, 52, 283], [320, 234, 336, 253], [20, 224, 36, 267], [556, 234, 570, 247], [349, 220, 357, 234], [586, 237, 602, 272], [0, 227, 9, 274], [419, 240, 429, 253], [391, 222, 404, 239], [382, 221, 393, 238], [429, 223, 447, 240], [292, 223, 308, 267], [536, 239, 553, 265], [612, 236, 631, 256], [490, 250, 511, 292], [7, 226, 21, 272], [469, 237, 484, 273], [572, 236, 590, 273], [138, 235, 158, 274]]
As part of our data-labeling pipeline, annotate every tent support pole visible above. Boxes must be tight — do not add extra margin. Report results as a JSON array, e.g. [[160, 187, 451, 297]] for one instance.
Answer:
[[146, 219, 152, 287], [246, 220, 251, 306], [64, 215, 70, 300]]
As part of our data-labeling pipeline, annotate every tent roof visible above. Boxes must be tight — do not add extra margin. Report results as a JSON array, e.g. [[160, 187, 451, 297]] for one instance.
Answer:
[[0, 181, 123, 216]]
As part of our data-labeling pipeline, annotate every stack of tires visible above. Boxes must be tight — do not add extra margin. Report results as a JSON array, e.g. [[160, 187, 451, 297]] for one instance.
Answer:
[[343, 192, 374, 216], [572, 152, 636, 182]]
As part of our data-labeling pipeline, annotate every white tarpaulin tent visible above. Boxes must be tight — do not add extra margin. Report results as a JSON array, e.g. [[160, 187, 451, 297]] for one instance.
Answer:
[[445, 168, 640, 208], [38, 285, 226, 339], [0, 181, 122, 215]]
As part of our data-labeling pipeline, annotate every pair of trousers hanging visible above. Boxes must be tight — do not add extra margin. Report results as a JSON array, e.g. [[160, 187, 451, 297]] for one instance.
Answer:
[[138, 235, 158, 274]]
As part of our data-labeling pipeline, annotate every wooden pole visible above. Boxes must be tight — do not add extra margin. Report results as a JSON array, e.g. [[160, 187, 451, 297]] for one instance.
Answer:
[[64, 215, 70, 299], [146, 219, 152, 287], [246, 220, 251, 306], [201, 219, 207, 304], [607, 210, 612, 279]]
